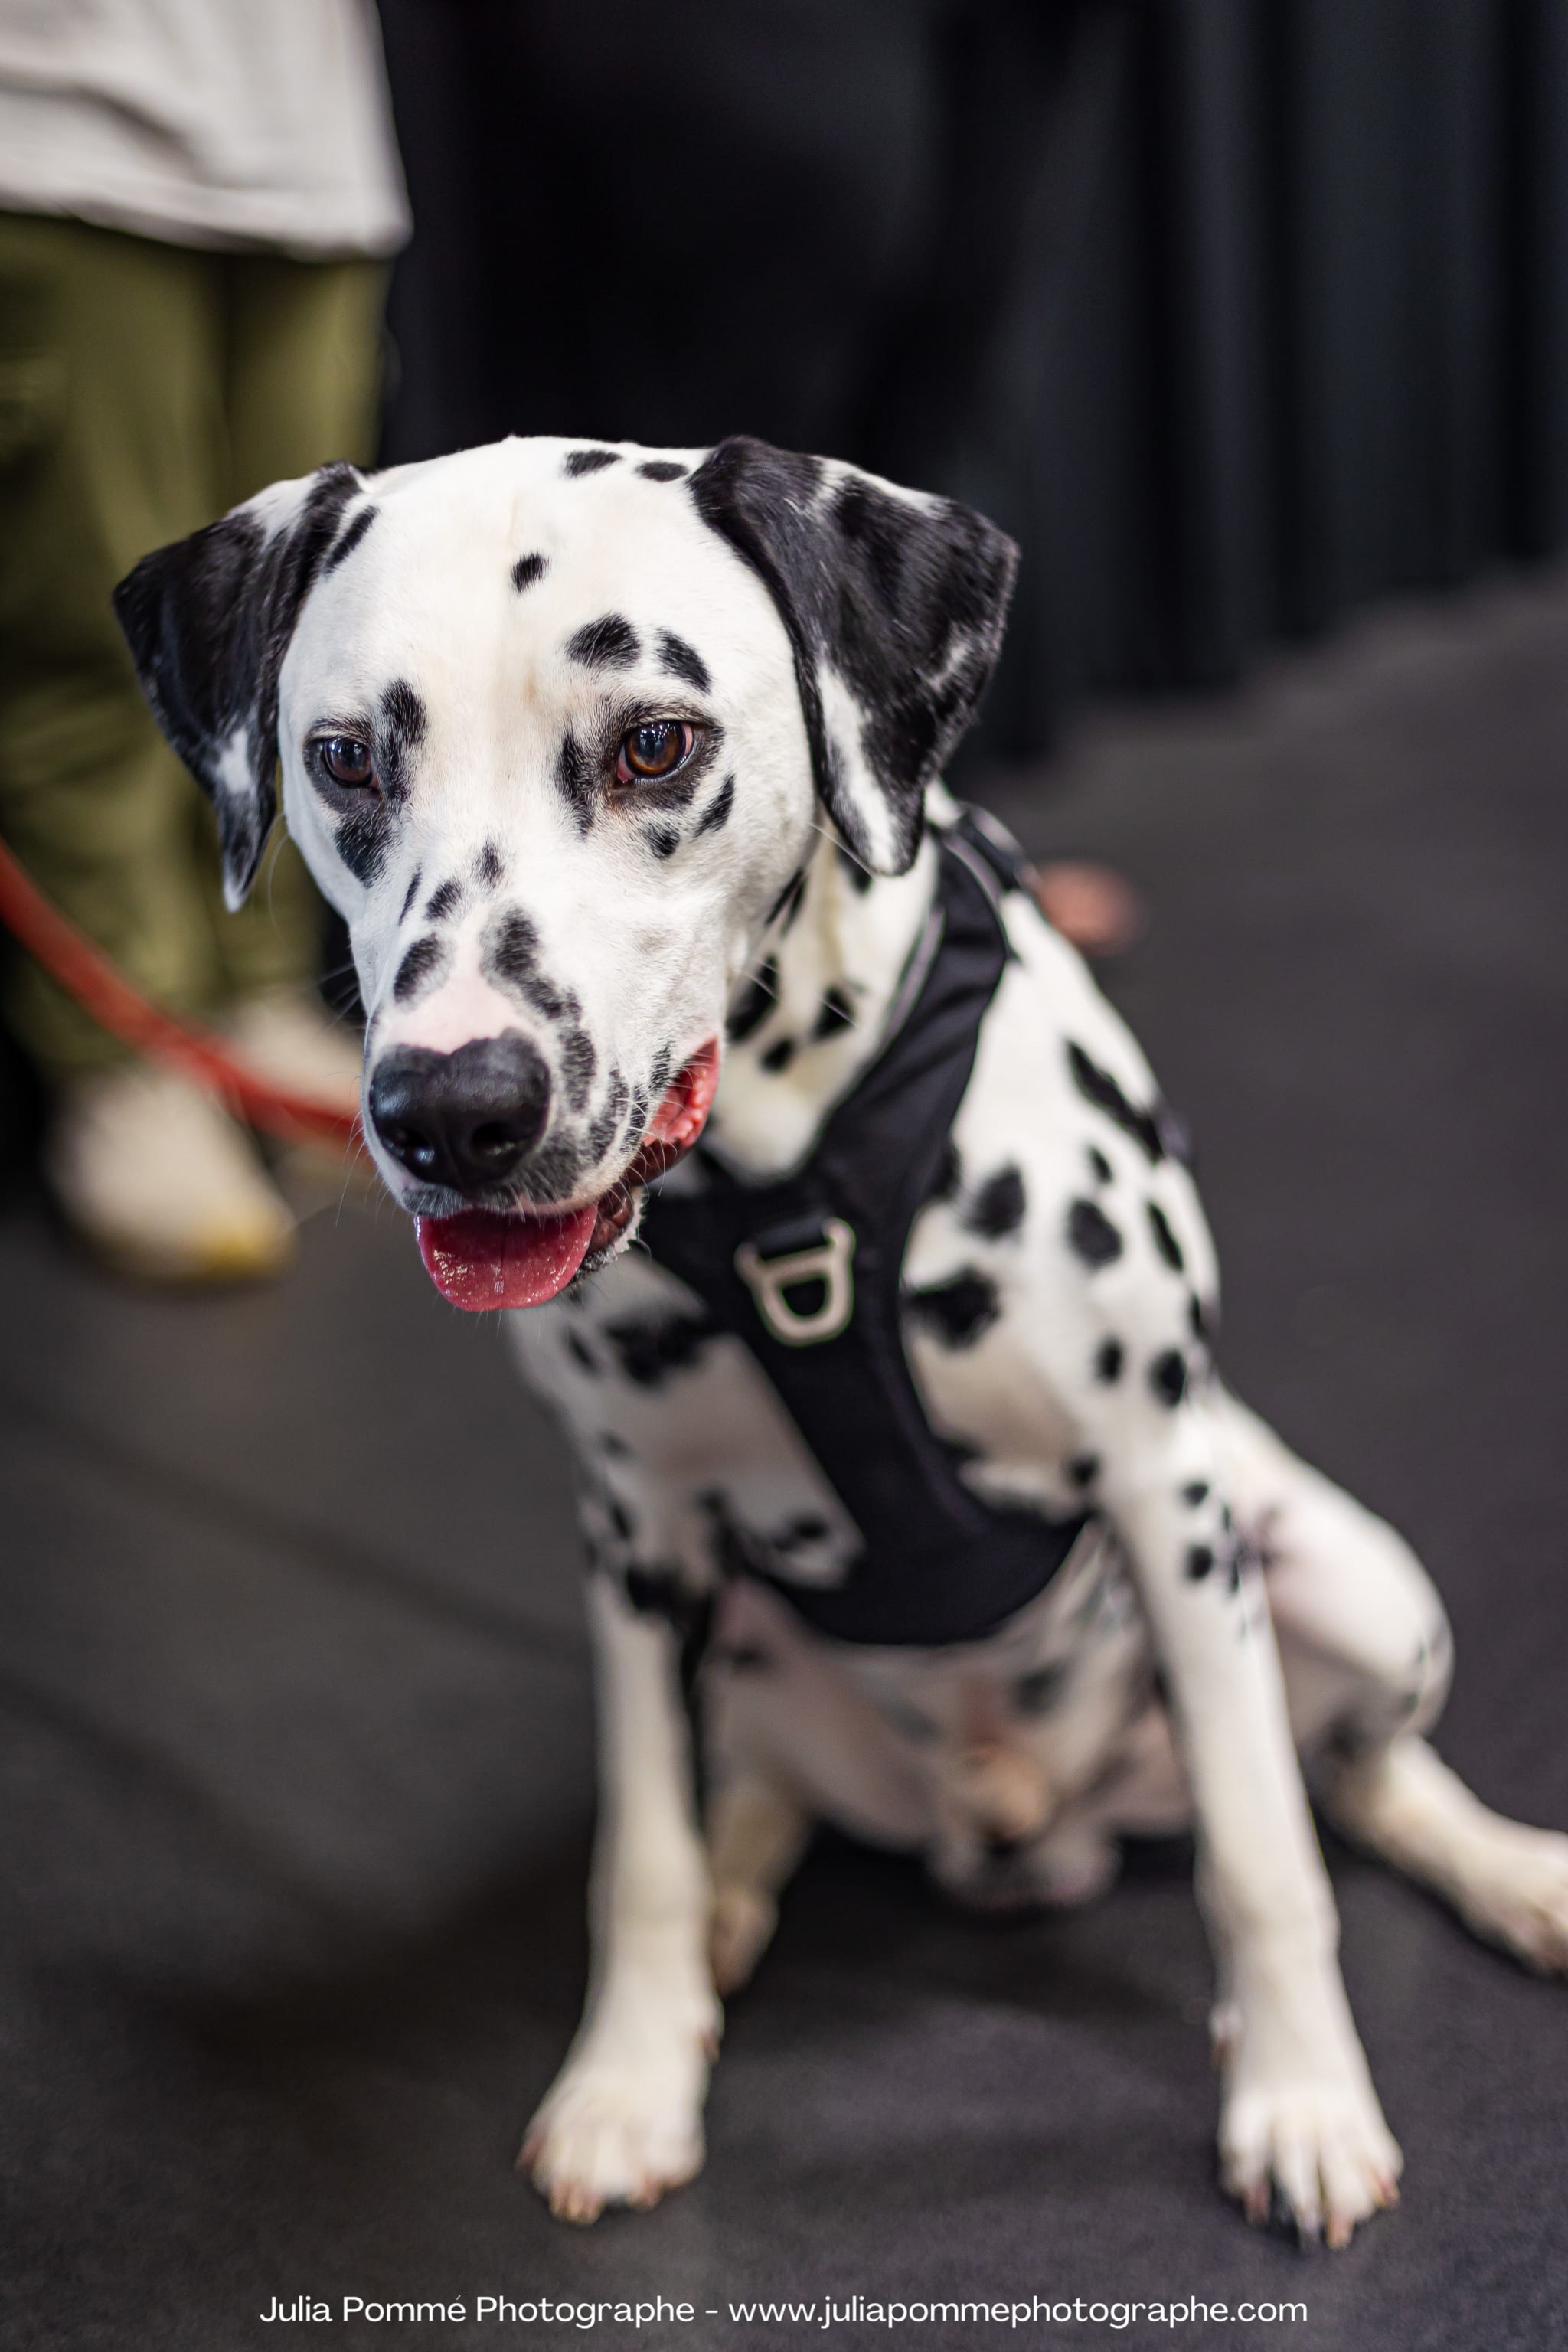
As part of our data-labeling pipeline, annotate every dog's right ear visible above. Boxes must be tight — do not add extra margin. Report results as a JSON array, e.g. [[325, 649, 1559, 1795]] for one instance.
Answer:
[[113, 462, 364, 907]]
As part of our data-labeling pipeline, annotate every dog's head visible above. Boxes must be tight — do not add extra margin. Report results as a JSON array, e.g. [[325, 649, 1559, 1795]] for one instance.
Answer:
[[114, 436, 1015, 1308]]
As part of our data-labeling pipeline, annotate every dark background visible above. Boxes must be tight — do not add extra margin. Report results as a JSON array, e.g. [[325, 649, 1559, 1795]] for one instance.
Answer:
[[380, 0, 1568, 745]]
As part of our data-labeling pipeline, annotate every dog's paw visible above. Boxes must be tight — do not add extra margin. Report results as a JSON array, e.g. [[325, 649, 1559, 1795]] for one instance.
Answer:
[[1455, 1826, 1568, 1974], [520, 2004, 717, 2225], [1219, 2076, 1402, 2249], [710, 1884, 778, 1994]]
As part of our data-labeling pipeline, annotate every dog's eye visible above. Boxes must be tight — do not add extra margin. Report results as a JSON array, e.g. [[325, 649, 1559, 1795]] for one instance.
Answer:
[[616, 720, 696, 784], [317, 735, 374, 788]]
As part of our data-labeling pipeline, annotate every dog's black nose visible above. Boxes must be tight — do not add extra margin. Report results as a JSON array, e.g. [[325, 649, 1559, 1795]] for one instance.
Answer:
[[368, 1033, 550, 1194]]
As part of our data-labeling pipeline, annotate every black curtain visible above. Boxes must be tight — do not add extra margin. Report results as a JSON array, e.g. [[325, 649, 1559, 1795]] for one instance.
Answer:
[[378, 0, 1568, 758]]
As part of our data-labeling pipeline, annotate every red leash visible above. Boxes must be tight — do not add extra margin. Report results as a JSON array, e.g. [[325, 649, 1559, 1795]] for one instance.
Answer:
[[0, 835, 361, 1153]]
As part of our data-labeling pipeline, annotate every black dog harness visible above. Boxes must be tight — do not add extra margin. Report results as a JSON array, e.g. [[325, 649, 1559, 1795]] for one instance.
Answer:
[[640, 810, 1093, 1648]]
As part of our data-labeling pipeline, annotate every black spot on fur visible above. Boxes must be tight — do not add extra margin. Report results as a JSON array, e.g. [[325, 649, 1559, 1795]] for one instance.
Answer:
[[567, 613, 639, 670], [603, 1311, 713, 1387], [510, 551, 547, 593], [965, 1165, 1026, 1240], [716, 1644, 772, 1671], [599, 1429, 629, 1455], [1086, 1144, 1113, 1185], [379, 679, 427, 801], [1015, 1662, 1070, 1716], [760, 1035, 795, 1074], [692, 773, 735, 838], [482, 905, 540, 995], [1147, 1200, 1185, 1272], [333, 801, 386, 885], [776, 1513, 830, 1548], [484, 906, 580, 1024], [647, 824, 681, 859], [1182, 1479, 1210, 1507], [812, 985, 855, 1040], [1067, 1197, 1124, 1269], [1068, 1452, 1099, 1488], [399, 867, 423, 923], [1067, 1040, 1165, 1163], [426, 877, 462, 923], [638, 459, 688, 482], [564, 447, 619, 476], [929, 1138, 962, 1202], [1150, 1348, 1187, 1408], [1188, 1291, 1213, 1341], [657, 629, 711, 692], [584, 1067, 629, 1163], [393, 932, 449, 1005], [566, 1330, 596, 1373], [322, 503, 377, 576], [475, 840, 505, 889], [727, 957, 776, 1043], [904, 1267, 1001, 1349], [560, 1027, 597, 1110], [557, 729, 596, 831], [1185, 1544, 1215, 1582], [1094, 1337, 1125, 1383], [622, 1565, 707, 1643]]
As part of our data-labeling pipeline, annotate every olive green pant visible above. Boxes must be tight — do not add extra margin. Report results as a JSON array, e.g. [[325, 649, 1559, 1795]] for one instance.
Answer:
[[0, 211, 384, 1082]]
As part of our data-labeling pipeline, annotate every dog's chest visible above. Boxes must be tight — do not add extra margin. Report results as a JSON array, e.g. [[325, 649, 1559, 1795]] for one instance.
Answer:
[[508, 834, 1217, 1628], [514, 1044, 1122, 1605]]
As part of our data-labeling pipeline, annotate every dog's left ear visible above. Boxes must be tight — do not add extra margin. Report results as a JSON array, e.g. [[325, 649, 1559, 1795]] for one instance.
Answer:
[[690, 436, 1018, 875], [113, 462, 364, 907]]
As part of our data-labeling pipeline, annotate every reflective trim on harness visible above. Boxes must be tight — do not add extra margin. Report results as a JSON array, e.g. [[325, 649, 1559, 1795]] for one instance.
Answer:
[[736, 1216, 856, 1345]]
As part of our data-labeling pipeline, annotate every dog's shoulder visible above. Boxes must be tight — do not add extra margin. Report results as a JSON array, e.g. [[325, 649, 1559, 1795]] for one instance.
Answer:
[[897, 874, 1220, 1511]]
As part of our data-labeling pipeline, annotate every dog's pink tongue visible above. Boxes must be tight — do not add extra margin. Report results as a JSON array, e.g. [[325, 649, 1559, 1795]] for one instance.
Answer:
[[416, 1204, 596, 1312]]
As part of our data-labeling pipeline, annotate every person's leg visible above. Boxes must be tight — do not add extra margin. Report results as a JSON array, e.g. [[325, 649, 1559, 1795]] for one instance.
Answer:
[[0, 212, 297, 1276], [0, 212, 227, 1074], [208, 253, 386, 1014]]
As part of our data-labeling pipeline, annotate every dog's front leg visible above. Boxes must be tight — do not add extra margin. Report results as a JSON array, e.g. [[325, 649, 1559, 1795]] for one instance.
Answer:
[[1102, 1411, 1401, 2246], [521, 1573, 719, 2223]]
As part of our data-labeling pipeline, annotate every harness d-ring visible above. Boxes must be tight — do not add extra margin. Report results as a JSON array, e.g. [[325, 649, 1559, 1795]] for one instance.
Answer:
[[735, 1217, 856, 1346]]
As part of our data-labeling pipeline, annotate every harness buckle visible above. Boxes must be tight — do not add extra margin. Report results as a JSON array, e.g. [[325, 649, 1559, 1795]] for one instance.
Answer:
[[735, 1217, 856, 1346]]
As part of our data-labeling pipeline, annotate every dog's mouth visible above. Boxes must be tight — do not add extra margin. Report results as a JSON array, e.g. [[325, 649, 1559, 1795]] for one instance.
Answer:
[[413, 1039, 720, 1312]]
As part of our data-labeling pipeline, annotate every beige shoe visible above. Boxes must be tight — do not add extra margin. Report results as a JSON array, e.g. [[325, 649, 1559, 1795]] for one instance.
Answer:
[[227, 988, 363, 1116], [47, 1061, 298, 1284]]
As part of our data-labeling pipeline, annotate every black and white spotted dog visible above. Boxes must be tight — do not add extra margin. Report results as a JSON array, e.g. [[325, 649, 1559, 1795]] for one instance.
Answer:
[[116, 434, 1568, 2247]]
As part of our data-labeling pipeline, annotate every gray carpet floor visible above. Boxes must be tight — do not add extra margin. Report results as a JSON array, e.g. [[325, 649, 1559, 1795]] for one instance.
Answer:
[[3, 572, 1567, 2350]]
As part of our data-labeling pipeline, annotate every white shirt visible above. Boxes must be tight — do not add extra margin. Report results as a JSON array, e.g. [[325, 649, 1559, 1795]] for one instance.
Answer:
[[0, 0, 410, 258]]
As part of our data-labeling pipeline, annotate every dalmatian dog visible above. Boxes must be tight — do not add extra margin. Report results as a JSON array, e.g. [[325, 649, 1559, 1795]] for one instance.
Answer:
[[115, 433, 1568, 2249]]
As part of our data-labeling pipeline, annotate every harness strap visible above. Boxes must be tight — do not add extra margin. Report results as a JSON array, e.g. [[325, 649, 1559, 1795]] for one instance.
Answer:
[[642, 812, 1090, 1646]]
